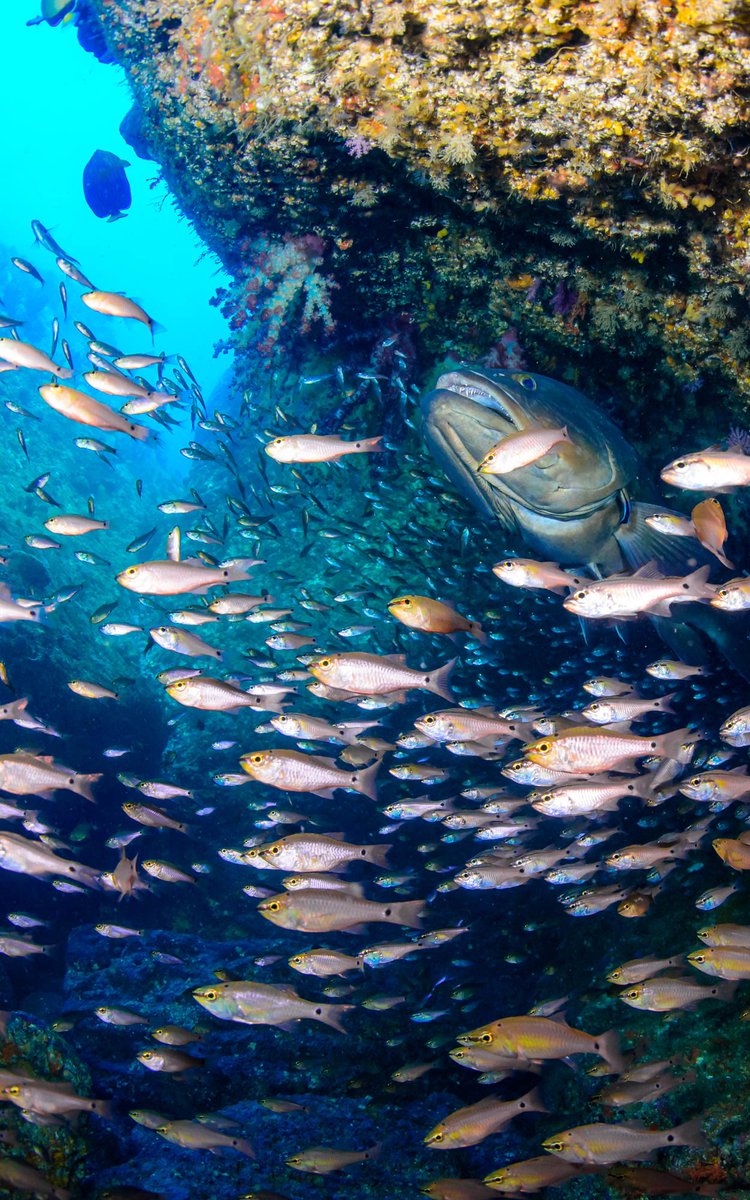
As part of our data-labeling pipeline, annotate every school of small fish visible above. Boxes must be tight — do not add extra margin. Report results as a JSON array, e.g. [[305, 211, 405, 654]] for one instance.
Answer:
[[1, 222, 750, 1198]]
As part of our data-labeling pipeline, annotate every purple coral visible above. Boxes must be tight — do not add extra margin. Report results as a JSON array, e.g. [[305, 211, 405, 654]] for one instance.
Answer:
[[344, 134, 374, 158], [222, 233, 337, 358], [484, 327, 528, 371], [550, 281, 578, 318]]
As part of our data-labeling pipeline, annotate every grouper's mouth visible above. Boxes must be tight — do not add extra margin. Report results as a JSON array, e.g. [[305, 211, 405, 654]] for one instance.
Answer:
[[434, 372, 520, 426]]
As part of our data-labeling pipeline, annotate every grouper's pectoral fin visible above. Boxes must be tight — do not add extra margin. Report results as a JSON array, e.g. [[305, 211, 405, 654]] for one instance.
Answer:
[[614, 500, 712, 575]]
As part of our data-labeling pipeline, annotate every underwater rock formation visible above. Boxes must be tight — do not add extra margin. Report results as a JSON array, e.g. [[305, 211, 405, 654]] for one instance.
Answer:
[[77, 0, 750, 448]]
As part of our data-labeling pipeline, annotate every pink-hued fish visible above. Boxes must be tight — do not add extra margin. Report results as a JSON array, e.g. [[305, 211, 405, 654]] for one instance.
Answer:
[[240, 749, 379, 799], [257, 889, 425, 932], [309, 652, 455, 700], [492, 558, 584, 594], [478, 426, 571, 474], [265, 433, 383, 463], [563, 565, 713, 619], [117, 559, 252, 595], [0, 338, 72, 378], [662, 449, 750, 491], [39, 383, 149, 440], [82, 290, 156, 332], [542, 1118, 705, 1164], [0, 753, 100, 801]]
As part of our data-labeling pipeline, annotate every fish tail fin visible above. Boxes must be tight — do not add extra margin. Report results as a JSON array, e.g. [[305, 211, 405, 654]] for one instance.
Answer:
[[718, 979, 739, 1003], [364, 1142, 383, 1161], [56, 367, 73, 380], [225, 566, 252, 584], [468, 619, 488, 645], [232, 1136, 256, 1159], [364, 843, 391, 867], [596, 1029, 625, 1073], [392, 899, 425, 929], [653, 691, 676, 713], [76, 773, 102, 803], [317, 1003, 354, 1033], [361, 436, 384, 453], [428, 657, 457, 701], [128, 423, 150, 442], [678, 564, 715, 602], [673, 1115, 707, 1150], [72, 863, 105, 890], [92, 1100, 113, 1119], [657, 727, 700, 763], [520, 1085, 547, 1114], [355, 762, 380, 801]]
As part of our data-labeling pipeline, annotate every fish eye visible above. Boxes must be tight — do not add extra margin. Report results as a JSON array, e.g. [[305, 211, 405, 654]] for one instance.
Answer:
[[273, 438, 284, 445], [251, 754, 264, 764], [514, 373, 537, 390], [141, 1051, 152, 1060], [588, 702, 600, 711], [545, 1140, 563, 1151], [401, 598, 412, 606], [692, 953, 706, 963], [126, 567, 136, 575], [202, 989, 217, 1001], [173, 681, 185, 690], [717, 589, 728, 598], [268, 901, 280, 911], [317, 658, 331, 668], [537, 741, 550, 752], [269, 846, 280, 854], [573, 590, 586, 600], [422, 714, 435, 724], [7, 1087, 19, 1097], [431, 1132, 443, 1143], [674, 460, 687, 470], [158, 626, 167, 633], [290, 956, 303, 965]]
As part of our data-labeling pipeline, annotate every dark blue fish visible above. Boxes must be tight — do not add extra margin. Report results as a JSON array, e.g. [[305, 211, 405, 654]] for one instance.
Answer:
[[27, 0, 75, 28], [82, 150, 131, 222]]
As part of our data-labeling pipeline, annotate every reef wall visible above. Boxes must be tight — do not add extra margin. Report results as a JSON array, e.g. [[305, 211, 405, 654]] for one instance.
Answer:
[[77, 0, 750, 455]]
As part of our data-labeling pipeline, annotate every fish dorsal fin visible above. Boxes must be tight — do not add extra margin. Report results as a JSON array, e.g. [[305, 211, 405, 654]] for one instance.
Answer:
[[728, 765, 748, 775], [167, 527, 181, 562], [632, 561, 662, 579], [0, 583, 11, 602], [385, 654, 407, 665]]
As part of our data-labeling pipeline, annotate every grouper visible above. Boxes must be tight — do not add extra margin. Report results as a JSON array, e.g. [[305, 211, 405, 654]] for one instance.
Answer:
[[422, 365, 750, 672]]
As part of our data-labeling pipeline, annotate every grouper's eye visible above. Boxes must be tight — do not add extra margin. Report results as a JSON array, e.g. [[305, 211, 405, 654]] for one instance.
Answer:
[[513, 373, 537, 390]]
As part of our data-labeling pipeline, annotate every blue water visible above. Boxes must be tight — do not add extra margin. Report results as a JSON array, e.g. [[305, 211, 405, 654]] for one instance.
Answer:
[[0, 6, 748, 1200], [6, 4, 228, 401]]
